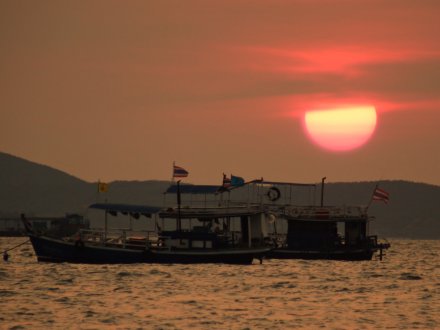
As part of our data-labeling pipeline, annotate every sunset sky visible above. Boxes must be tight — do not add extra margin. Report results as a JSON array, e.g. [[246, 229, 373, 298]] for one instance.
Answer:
[[1, 0, 440, 185]]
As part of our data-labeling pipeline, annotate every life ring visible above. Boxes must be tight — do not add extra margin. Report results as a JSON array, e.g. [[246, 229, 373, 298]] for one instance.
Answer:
[[267, 187, 281, 202]]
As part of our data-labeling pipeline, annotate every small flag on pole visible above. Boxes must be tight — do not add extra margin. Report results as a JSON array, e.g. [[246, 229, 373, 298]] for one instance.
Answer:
[[173, 165, 189, 178], [231, 175, 245, 187], [372, 187, 389, 204], [98, 182, 109, 193]]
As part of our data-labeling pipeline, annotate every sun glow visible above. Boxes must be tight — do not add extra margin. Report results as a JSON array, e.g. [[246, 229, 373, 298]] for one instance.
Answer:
[[304, 106, 377, 152]]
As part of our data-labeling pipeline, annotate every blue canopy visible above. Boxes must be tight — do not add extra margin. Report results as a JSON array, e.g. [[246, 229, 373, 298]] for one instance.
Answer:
[[165, 185, 221, 194], [89, 203, 162, 218]]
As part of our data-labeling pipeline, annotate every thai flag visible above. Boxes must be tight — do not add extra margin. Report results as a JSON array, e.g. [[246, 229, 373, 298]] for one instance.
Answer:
[[173, 165, 189, 178], [373, 187, 390, 204]]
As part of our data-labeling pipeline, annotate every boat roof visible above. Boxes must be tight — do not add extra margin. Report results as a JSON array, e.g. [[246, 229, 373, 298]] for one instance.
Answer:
[[255, 180, 316, 187], [159, 206, 265, 219], [164, 180, 315, 195], [89, 203, 162, 217], [165, 184, 221, 194], [89, 203, 264, 219]]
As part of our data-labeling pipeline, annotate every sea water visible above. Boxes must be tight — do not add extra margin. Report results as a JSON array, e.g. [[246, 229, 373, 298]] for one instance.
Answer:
[[0, 238, 439, 329]]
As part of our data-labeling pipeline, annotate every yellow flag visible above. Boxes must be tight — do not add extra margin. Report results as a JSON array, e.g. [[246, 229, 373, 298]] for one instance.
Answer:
[[98, 182, 108, 193]]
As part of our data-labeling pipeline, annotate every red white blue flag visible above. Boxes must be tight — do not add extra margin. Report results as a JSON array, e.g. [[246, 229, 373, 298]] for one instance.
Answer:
[[173, 165, 189, 178], [373, 187, 389, 204]]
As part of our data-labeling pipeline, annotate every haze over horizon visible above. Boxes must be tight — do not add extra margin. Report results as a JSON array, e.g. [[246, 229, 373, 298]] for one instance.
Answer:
[[2, 151, 439, 189], [1, 1, 439, 185]]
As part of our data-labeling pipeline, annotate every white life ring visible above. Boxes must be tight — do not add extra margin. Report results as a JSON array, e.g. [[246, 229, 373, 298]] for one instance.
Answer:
[[267, 187, 281, 202]]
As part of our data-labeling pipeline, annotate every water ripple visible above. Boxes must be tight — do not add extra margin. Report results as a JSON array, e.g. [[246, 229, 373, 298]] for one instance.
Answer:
[[1, 238, 439, 329]]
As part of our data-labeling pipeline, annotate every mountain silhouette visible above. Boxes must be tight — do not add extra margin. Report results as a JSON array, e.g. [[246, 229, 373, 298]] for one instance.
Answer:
[[1, 151, 439, 239], [0, 152, 169, 216]]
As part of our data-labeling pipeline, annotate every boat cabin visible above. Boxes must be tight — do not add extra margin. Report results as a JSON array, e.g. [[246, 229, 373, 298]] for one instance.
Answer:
[[281, 206, 375, 250], [157, 207, 269, 250], [88, 202, 270, 251]]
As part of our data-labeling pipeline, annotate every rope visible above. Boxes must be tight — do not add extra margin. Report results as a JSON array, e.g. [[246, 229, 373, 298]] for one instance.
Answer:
[[2, 239, 30, 254]]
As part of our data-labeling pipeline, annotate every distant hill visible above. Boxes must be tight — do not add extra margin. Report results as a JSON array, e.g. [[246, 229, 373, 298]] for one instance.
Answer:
[[324, 181, 440, 239], [0, 152, 92, 215], [1, 151, 439, 239], [0, 152, 170, 216]]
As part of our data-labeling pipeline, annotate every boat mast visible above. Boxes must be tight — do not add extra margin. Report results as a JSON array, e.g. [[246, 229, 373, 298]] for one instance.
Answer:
[[104, 208, 108, 243], [103, 197, 108, 243], [177, 180, 182, 231], [320, 177, 326, 207]]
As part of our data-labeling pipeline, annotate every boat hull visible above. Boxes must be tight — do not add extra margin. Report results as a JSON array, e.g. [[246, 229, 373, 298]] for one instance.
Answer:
[[29, 235, 268, 265], [269, 248, 375, 261]]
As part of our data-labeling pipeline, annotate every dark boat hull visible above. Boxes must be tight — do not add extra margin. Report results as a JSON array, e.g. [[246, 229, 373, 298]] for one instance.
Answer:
[[29, 235, 268, 265], [269, 248, 375, 261]]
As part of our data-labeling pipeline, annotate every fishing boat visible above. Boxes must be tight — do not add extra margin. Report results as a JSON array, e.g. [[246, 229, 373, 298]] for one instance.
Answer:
[[23, 177, 390, 263], [212, 178, 390, 261], [23, 184, 272, 264]]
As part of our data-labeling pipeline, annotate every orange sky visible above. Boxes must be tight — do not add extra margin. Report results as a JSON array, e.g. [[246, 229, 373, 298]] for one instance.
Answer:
[[1, 0, 440, 185]]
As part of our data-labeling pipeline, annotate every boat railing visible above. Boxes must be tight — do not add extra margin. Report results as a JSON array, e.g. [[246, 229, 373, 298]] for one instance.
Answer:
[[77, 228, 159, 249], [177, 203, 369, 218], [154, 230, 244, 249], [275, 205, 368, 220]]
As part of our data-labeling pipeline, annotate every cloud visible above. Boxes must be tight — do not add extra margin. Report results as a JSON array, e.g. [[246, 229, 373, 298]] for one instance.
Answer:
[[241, 46, 440, 77], [216, 44, 440, 117]]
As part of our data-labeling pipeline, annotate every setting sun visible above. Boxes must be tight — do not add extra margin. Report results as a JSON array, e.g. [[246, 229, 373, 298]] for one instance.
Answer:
[[304, 106, 377, 152]]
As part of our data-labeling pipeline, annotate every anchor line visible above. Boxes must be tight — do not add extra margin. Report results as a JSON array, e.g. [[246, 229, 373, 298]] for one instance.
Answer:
[[2, 239, 30, 254]]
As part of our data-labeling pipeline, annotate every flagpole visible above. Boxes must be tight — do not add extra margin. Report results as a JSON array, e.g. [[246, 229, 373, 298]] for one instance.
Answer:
[[104, 207, 108, 243], [171, 161, 175, 184], [366, 184, 378, 211], [320, 177, 326, 207], [177, 180, 182, 231], [97, 179, 100, 203]]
